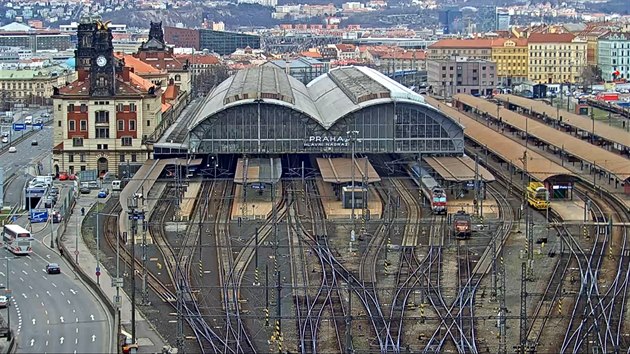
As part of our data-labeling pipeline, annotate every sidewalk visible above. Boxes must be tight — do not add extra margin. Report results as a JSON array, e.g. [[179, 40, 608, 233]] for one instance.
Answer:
[[59, 195, 167, 353]]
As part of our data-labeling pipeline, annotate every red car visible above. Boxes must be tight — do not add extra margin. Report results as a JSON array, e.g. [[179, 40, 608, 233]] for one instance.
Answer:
[[68, 174, 77, 180], [58, 172, 68, 181]]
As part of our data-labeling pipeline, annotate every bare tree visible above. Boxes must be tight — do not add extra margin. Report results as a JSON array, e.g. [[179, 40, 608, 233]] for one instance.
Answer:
[[192, 64, 230, 97], [581, 65, 602, 93]]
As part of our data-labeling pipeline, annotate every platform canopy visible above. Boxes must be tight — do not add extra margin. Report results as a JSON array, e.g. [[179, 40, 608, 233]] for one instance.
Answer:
[[423, 156, 495, 182], [317, 157, 381, 184], [234, 158, 282, 184]]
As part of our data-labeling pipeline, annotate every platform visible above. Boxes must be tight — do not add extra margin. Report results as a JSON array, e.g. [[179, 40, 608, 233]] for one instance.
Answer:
[[234, 158, 282, 184], [423, 155, 495, 182], [316, 178, 382, 219], [231, 183, 281, 220], [447, 192, 499, 219], [317, 157, 381, 184], [179, 182, 202, 221], [551, 196, 586, 221]]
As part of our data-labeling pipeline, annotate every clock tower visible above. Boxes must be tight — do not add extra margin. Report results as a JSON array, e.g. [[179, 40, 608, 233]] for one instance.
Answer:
[[89, 21, 117, 97]]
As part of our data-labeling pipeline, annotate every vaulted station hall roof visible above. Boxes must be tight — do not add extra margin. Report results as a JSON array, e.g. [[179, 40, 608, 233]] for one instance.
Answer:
[[189, 65, 451, 131]]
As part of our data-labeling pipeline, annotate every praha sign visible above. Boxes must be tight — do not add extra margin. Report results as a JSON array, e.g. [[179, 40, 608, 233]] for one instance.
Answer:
[[304, 136, 349, 147]]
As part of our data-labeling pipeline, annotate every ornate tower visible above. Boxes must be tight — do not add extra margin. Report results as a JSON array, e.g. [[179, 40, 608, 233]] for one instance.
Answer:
[[89, 21, 116, 97], [74, 16, 100, 72], [148, 21, 165, 45]]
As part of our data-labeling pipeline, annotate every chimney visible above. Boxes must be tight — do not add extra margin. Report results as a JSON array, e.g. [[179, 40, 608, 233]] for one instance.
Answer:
[[122, 66, 131, 81], [77, 69, 88, 82]]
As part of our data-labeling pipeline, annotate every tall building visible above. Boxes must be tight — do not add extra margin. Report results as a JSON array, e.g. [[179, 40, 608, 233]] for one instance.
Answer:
[[495, 8, 511, 31], [427, 38, 496, 61], [597, 32, 630, 81], [491, 38, 528, 85], [527, 33, 587, 84], [438, 9, 462, 35], [52, 20, 164, 177], [0, 22, 71, 52], [0, 65, 75, 106], [428, 57, 496, 98], [164, 26, 200, 50], [199, 29, 261, 56]]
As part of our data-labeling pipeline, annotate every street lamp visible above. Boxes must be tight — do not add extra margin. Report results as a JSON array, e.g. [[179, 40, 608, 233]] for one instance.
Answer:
[[346, 130, 360, 237]]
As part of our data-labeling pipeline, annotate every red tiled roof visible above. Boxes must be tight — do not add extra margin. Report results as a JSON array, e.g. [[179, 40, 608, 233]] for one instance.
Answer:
[[491, 38, 528, 47], [162, 102, 172, 112], [129, 72, 155, 91], [300, 51, 322, 58], [176, 54, 220, 65], [115, 53, 164, 74], [163, 84, 178, 100], [380, 50, 426, 60], [335, 44, 357, 52], [528, 32, 576, 43]]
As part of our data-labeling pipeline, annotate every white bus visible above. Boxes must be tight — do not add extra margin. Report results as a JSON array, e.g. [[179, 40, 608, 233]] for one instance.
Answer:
[[2, 225, 33, 255]]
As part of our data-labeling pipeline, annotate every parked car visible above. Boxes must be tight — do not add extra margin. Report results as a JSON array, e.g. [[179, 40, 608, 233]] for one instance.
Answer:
[[0, 296, 7, 308], [46, 263, 61, 274], [49, 187, 59, 197], [79, 186, 90, 194], [31, 140, 38, 146], [35, 118, 43, 124], [8, 146, 16, 153], [97, 188, 109, 198], [59, 172, 69, 181], [1, 137, 7, 144]]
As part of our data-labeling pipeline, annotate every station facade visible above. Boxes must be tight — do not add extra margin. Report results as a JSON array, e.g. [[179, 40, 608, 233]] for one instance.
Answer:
[[187, 66, 465, 157]]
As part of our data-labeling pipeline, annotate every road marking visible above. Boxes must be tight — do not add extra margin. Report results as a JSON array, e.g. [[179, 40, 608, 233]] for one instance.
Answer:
[[23, 262, 28, 266], [21, 293, 27, 299], [32, 319, 35, 325], [75, 338, 78, 344], [60, 337, 64, 345], [67, 299, 71, 305], [45, 255, 50, 259], [69, 289, 76, 295], [45, 340, 48, 346], [60, 291, 65, 296], [42, 275, 47, 280], [91, 335, 96, 342], [72, 309, 75, 313], [46, 291, 51, 296], [21, 270, 28, 275], [75, 328, 78, 334], [47, 320, 49, 325], [19, 277, 23, 282], [51, 282, 57, 288], [90, 314, 94, 321], [30, 339, 34, 346], [47, 329, 49, 335], [28, 285, 33, 290], [75, 317, 78, 323], [33, 269, 37, 273], [44, 310, 47, 315], [35, 293, 39, 298], [59, 316, 64, 323]]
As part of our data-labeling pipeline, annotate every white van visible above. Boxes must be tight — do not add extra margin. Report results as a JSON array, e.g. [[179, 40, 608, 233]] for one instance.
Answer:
[[24, 116, 32, 125], [112, 180, 123, 191]]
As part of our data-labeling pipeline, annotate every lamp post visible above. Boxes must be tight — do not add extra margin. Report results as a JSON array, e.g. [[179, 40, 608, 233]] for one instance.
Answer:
[[3, 257, 17, 341], [346, 130, 360, 234]]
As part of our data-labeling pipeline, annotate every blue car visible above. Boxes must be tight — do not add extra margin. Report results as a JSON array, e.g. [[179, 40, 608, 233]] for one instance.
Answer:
[[97, 188, 109, 198]]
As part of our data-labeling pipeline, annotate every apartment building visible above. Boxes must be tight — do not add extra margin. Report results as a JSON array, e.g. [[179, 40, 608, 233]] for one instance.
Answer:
[[527, 33, 587, 84]]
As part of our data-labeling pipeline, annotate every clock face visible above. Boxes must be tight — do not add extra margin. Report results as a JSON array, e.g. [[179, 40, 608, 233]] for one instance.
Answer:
[[96, 55, 107, 67]]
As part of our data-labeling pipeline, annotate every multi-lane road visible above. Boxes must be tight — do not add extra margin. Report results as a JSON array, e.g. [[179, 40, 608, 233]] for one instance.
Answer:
[[1, 107, 113, 353]]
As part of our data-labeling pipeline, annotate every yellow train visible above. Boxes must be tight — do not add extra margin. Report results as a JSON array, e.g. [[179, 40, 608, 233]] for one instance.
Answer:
[[526, 182, 550, 209]]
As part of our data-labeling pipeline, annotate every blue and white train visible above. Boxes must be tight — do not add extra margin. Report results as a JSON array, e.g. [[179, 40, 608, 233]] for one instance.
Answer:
[[409, 164, 447, 215]]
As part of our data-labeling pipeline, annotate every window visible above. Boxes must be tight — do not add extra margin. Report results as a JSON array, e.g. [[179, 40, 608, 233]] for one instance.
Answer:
[[80, 104, 87, 112], [80, 120, 87, 131], [129, 120, 136, 131], [117, 120, 124, 131], [57, 121, 61, 127], [68, 154, 74, 163], [130, 103, 136, 112], [72, 137, 83, 147], [80, 154, 86, 162], [131, 154, 137, 162], [69, 120, 76, 131], [146, 120, 151, 127], [103, 144, 108, 149], [116, 103, 123, 112], [120, 154, 125, 162], [95, 127, 109, 139], [67, 104, 74, 112], [95, 111, 109, 124], [121, 137, 132, 146]]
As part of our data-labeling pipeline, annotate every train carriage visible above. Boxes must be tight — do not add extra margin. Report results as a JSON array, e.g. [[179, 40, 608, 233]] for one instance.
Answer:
[[526, 182, 550, 210], [408, 164, 447, 215]]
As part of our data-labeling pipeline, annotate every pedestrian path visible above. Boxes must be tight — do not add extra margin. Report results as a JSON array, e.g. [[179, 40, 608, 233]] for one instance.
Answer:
[[57, 196, 167, 353]]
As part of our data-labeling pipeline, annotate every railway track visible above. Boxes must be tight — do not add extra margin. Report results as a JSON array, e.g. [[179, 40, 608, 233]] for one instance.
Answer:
[[290, 179, 347, 353]]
